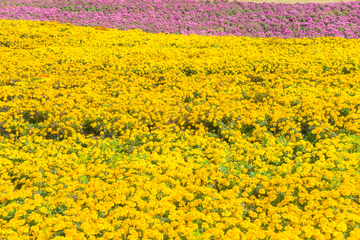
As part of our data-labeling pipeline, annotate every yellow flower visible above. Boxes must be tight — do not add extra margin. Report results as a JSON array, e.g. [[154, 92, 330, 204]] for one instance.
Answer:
[[336, 222, 347, 232], [81, 222, 95, 236], [39, 207, 48, 215], [64, 228, 77, 237]]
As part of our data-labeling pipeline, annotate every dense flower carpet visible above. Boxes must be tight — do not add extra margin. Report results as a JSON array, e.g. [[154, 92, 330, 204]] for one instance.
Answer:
[[0, 0, 360, 239]]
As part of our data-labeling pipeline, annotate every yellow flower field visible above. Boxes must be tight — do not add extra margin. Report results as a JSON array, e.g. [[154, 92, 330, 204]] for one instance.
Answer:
[[0, 19, 360, 240]]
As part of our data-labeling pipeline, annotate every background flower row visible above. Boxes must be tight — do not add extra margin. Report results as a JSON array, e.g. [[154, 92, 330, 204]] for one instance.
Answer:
[[0, 0, 360, 38]]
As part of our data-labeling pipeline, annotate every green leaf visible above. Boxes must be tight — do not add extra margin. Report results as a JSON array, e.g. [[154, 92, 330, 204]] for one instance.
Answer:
[[79, 175, 89, 184], [193, 231, 203, 240]]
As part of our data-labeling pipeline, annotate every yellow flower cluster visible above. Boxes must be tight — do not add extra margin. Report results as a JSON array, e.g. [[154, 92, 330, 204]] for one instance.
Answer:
[[0, 19, 360, 239]]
